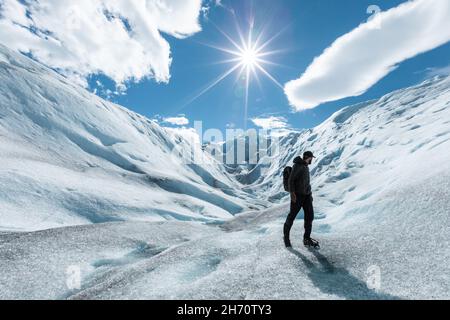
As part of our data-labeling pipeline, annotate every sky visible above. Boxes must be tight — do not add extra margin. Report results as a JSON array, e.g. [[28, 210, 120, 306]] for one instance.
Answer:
[[1, 0, 450, 138]]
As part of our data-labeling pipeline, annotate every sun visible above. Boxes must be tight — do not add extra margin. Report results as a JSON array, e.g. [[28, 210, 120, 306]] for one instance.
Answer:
[[219, 28, 283, 90], [179, 17, 287, 129], [239, 46, 259, 68]]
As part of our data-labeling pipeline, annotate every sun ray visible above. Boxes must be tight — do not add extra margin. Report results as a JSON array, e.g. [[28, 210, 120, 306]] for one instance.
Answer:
[[255, 58, 297, 70], [251, 64, 264, 97], [210, 20, 243, 53], [230, 10, 248, 53], [205, 58, 244, 66], [255, 23, 292, 54], [174, 15, 286, 123], [210, 20, 284, 123], [244, 64, 251, 130], [256, 49, 290, 58], [195, 41, 242, 56], [180, 63, 243, 109], [254, 63, 284, 89]]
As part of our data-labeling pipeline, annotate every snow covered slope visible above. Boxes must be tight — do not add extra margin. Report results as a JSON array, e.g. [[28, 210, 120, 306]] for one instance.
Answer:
[[246, 76, 450, 216], [0, 43, 449, 300], [0, 44, 268, 231]]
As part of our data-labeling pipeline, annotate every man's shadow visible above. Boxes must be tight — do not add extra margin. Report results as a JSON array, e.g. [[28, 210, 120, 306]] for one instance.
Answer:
[[287, 248, 400, 300]]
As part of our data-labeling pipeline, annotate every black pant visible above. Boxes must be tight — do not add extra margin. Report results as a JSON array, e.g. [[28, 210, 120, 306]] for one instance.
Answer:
[[284, 193, 314, 240]]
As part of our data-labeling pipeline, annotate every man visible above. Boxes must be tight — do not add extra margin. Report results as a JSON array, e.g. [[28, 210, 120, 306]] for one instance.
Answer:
[[283, 151, 319, 249]]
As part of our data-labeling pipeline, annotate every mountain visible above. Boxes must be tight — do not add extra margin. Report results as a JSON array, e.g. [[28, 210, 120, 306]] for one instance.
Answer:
[[0, 44, 449, 299], [244, 77, 450, 210], [0, 44, 269, 232]]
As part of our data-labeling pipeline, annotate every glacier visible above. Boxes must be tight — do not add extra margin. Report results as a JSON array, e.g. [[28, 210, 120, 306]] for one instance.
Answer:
[[0, 44, 449, 299], [0, 44, 270, 232]]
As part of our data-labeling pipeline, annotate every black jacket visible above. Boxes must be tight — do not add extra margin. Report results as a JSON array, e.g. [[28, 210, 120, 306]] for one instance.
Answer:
[[288, 156, 312, 195]]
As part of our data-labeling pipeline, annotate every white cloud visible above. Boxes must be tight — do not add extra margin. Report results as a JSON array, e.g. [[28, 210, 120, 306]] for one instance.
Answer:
[[285, 0, 450, 111], [425, 65, 450, 77], [163, 116, 190, 126], [251, 116, 289, 130], [0, 0, 203, 87], [201, 0, 231, 20]]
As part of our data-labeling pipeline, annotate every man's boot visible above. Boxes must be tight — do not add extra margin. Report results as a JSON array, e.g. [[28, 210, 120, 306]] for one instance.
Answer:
[[303, 237, 320, 249]]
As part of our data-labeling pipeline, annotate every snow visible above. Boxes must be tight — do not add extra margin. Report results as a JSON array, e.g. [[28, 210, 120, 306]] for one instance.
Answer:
[[2, 194, 447, 299], [0, 44, 449, 299], [0, 44, 266, 231], [0, 52, 8, 64]]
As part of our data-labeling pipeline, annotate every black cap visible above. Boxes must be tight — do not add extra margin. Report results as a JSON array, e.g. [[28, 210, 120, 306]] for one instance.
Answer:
[[303, 151, 316, 159]]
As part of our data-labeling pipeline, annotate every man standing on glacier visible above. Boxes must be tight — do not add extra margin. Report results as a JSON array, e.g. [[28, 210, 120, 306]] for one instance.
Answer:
[[283, 151, 319, 249]]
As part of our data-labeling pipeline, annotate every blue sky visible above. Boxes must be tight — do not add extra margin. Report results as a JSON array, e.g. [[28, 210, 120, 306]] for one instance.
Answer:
[[83, 0, 450, 134]]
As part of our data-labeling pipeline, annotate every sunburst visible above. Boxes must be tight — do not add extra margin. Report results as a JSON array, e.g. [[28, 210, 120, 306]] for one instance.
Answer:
[[180, 15, 286, 128]]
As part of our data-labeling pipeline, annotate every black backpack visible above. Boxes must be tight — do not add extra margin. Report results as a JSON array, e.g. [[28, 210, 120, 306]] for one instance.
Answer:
[[283, 166, 292, 192]]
